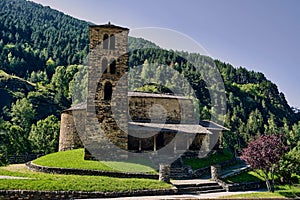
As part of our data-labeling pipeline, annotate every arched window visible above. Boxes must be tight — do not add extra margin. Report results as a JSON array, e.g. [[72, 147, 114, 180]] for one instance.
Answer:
[[109, 59, 116, 74], [109, 34, 115, 50], [103, 34, 109, 49], [102, 57, 108, 74], [104, 82, 113, 101]]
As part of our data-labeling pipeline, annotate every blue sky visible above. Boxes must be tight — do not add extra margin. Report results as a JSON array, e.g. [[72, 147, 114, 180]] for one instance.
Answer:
[[31, 0, 300, 108]]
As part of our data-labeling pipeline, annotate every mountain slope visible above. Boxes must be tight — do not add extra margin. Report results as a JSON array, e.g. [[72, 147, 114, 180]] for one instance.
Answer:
[[0, 0, 89, 77]]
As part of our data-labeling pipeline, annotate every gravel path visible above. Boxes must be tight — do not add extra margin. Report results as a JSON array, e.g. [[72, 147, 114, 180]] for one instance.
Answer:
[[0, 175, 30, 179]]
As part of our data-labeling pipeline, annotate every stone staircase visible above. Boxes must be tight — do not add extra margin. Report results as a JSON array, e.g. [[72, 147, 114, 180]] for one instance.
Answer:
[[170, 167, 192, 179], [170, 157, 193, 179], [168, 157, 251, 194], [173, 181, 226, 194]]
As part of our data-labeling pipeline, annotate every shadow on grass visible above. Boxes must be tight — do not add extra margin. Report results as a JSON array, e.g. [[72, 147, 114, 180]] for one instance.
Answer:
[[277, 184, 300, 198], [278, 191, 300, 198]]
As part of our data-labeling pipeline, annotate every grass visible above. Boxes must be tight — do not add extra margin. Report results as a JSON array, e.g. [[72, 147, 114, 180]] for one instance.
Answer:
[[0, 164, 171, 192], [183, 150, 234, 170], [33, 148, 157, 174], [219, 192, 283, 199], [223, 170, 265, 183], [221, 170, 300, 198], [219, 185, 300, 199], [223, 169, 292, 184]]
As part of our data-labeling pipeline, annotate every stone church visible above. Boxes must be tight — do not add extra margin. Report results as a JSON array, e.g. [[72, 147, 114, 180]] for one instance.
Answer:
[[58, 23, 228, 160]]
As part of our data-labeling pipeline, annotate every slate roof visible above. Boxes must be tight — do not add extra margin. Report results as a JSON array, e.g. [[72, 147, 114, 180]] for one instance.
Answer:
[[63, 102, 86, 112], [128, 91, 190, 100], [89, 23, 129, 31], [128, 122, 211, 134], [199, 120, 229, 131]]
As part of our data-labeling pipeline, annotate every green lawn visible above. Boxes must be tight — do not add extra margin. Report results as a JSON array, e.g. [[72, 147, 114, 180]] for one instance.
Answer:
[[220, 185, 300, 199], [183, 150, 234, 170], [33, 149, 157, 174], [0, 164, 171, 192], [221, 170, 300, 199], [223, 170, 265, 183]]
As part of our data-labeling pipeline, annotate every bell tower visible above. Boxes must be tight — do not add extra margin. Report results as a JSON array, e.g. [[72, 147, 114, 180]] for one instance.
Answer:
[[85, 23, 129, 160]]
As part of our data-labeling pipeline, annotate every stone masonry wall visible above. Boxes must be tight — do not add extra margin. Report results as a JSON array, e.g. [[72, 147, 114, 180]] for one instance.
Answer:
[[59, 111, 84, 151], [85, 25, 129, 159], [59, 95, 197, 153], [129, 97, 195, 124], [0, 189, 177, 200]]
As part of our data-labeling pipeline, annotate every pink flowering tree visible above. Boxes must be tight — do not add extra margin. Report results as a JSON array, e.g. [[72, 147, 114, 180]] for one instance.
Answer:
[[240, 134, 287, 192]]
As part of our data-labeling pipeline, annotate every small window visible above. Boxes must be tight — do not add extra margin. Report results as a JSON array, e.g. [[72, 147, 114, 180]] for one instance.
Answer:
[[104, 82, 113, 101], [103, 34, 109, 49], [102, 57, 108, 74], [110, 59, 116, 74], [109, 34, 115, 50]]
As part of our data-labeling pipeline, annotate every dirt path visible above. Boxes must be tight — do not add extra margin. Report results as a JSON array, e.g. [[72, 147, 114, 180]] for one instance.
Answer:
[[1, 164, 31, 179]]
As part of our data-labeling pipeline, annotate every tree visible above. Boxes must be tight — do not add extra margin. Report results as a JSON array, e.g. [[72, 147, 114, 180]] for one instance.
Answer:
[[264, 113, 279, 135], [241, 134, 287, 192], [246, 109, 263, 136], [279, 145, 300, 184], [68, 65, 87, 104], [7, 124, 30, 155], [140, 59, 152, 81], [46, 57, 55, 77], [10, 98, 35, 133], [286, 121, 300, 149], [29, 115, 60, 154], [0, 118, 8, 166], [50, 66, 69, 106]]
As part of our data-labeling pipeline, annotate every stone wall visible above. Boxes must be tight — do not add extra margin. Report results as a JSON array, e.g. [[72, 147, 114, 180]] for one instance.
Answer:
[[159, 164, 171, 183], [216, 179, 264, 192], [129, 96, 195, 124], [59, 94, 198, 153], [59, 110, 84, 151], [0, 188, 177, 200], [211, 165, 221, 180], [85, 24, 129, 159]]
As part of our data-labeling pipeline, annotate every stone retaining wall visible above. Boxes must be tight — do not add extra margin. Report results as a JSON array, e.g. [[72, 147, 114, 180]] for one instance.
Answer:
[[221, 166, 250, 179], [26, 162, 158, 179], [216, 179, 264, 192], [0, 188, 177, 200], [192, 157, 237, 178]]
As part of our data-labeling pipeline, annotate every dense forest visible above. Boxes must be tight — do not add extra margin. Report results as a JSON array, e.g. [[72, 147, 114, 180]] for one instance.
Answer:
[[0, 0, 299, 171]]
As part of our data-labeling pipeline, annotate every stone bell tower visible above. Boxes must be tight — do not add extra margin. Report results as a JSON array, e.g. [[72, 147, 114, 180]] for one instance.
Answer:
[[85, 23, 129, 159]]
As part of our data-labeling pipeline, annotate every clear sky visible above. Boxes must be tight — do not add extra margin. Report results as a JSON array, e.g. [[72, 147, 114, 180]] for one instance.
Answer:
[[30, 0, 300, 108]]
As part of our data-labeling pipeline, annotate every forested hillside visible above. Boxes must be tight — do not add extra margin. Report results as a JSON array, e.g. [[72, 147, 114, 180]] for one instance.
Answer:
[[0, 0, 89, 77], [0, 0, 299, 165]]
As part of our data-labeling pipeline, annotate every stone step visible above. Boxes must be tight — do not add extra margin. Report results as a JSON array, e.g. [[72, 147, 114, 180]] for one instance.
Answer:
[[171, 170, 187, 173], [171, 176, 192, 180], [171, 173, 188, 176], [170, 173, 190, 176], [174, 182, 219, 188], [196, 188, 226, 194], [177, 185, 223, 192], [174, 182, 226, 194], [171, 172, 188, 175], [170, 167, 192, 179]]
